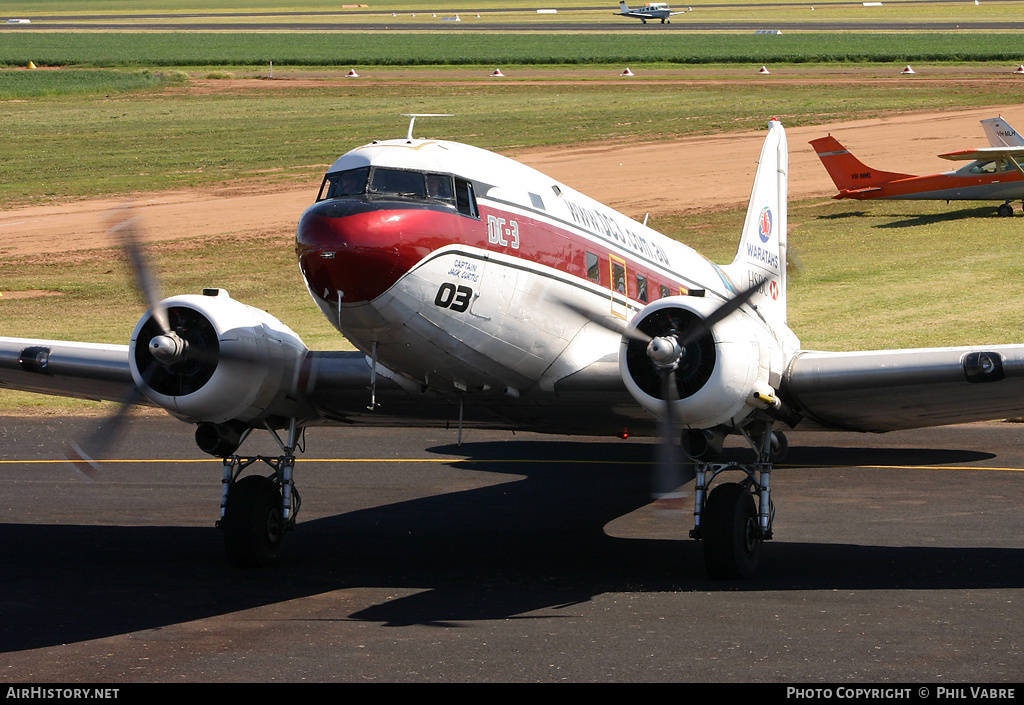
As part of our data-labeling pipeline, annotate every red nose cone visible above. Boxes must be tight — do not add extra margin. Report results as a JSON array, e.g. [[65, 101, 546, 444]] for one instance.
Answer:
[[297, 199, 473, 305], [297, 208, 404, 304]]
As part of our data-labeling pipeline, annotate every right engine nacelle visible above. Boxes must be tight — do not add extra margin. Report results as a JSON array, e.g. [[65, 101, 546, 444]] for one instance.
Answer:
[[619, 295, 777, 430]]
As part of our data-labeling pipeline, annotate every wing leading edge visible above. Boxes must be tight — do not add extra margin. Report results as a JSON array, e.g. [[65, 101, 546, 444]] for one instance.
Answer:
[[781, 344, 1024, 432], [0, 338, 136, 404]]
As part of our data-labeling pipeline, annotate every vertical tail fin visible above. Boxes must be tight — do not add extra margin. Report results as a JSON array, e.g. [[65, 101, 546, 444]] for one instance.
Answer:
[[619, 1, 632, 11], [981, 116, 1024, 147], [809, 134, 912, 193], [723, 118, 788, 325]]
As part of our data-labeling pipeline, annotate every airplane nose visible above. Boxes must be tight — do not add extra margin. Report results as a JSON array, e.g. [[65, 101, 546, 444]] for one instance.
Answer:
[[295, 199, 407, 305]]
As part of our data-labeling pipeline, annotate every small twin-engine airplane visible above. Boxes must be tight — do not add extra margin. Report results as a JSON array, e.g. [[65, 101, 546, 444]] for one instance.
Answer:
[[4, 117, 1024, 579], [615, 1, 684, 23], [811, 117, 1024, 217]]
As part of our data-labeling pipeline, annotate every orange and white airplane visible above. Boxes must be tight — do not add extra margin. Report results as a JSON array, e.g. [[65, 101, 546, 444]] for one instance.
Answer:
[[4, 117, 1024, 579], [811, 117, 1024, 216]]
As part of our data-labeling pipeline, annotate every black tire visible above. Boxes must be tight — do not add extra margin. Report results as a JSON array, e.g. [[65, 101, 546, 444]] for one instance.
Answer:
[[702, 482, 761, 579], [222, 475, 285, 568], [998, 203, 1014, 217]]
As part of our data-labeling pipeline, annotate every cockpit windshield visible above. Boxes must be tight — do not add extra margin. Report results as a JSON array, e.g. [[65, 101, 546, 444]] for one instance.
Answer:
[[319, 166, 369, 200], [320, 167, 454, 202], [317, 166, 477, 217]]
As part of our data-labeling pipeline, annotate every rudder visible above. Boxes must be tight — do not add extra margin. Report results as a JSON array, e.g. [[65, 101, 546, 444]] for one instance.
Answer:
[[723, 119, 788, 325]]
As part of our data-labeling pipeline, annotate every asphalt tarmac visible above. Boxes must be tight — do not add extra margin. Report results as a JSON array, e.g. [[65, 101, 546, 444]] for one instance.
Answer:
[[1, 415, 1022, 683]]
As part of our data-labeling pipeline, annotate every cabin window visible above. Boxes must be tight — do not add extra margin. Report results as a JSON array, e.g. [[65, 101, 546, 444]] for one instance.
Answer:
[[637, 274, 648, 303], [318, 166, 369, 200], [455, 178, 478, 218], [659, 284, 671, 299], [586, 252, 600, 283], [529, 192, 545, 210], [610, 256, 626, 295]]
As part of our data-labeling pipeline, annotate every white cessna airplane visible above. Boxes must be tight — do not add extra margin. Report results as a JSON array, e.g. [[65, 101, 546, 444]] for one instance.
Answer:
[[3, 118, 1024, 579], [615, 1, 684, 23]]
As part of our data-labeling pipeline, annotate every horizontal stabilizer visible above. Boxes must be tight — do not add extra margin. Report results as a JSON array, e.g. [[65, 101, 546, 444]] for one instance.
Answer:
[[837, 186, 883, 196]]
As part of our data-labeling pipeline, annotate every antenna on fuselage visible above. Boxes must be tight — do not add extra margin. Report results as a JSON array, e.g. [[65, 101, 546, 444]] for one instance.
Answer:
[[402, 113, 454, 141]]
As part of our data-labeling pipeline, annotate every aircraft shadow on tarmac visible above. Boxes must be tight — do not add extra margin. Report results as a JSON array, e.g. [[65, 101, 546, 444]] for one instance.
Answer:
[[1, 439, 1019, 650]]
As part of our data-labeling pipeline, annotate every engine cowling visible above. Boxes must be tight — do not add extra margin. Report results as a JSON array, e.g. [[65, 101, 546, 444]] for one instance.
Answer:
[[619, 295, 777, 430], [129, 289, 311, 425]]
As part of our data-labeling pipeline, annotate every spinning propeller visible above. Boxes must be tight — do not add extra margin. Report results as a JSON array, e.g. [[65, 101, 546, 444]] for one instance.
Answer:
[[64, 207, 221, 478], [562, 282, 761, 507]]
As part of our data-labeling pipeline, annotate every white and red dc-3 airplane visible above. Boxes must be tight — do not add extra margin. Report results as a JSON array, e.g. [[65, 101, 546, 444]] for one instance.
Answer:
[[812, 116, 1024, 217], [4, 116, 1024, 579]]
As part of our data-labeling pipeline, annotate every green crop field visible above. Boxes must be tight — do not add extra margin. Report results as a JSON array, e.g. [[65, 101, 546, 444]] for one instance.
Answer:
[[5, 32, 1024, 67]]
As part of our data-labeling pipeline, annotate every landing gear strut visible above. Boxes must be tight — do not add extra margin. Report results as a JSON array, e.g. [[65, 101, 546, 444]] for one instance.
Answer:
[[216, 419, 303, 568], [689, 422, 778, 579]]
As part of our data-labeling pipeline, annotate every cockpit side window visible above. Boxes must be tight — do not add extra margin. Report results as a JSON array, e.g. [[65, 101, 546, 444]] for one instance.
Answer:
[[455, 178, 478, 218], [318, 166, 369, 201], [967, 159, 1009, 175], [427, 174, 455, 201]]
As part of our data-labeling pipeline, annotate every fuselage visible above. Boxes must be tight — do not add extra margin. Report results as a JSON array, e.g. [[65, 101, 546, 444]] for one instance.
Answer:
[[840, 160, 1024, 202], [295, 137, 771, 430], [618, 2, 674, 20]]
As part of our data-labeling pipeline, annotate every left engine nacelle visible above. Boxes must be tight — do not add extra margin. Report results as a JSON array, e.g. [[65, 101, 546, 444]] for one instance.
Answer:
[[129, 289, 311, 425], [619, 295, 781, 430]]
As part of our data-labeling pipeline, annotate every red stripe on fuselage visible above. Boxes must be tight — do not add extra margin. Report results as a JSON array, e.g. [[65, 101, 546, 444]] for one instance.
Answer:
[[295, 198, 689, 306], [839, 170, 1024, 199]]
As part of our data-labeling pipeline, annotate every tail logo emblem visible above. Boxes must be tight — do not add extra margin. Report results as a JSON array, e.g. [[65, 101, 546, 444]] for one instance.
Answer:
[[758, 206, 773, 243]]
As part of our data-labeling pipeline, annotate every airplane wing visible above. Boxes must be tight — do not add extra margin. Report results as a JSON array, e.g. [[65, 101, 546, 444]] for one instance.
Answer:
[[781, 344, 1024, 432], [938, 146, 1024, 161], [0, 335, 382, 416], [0, 338, 138, 404], [0, 335, 637, 433]]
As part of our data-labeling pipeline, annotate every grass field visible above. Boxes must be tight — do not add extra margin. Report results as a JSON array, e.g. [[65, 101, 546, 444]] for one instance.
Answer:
[[4, 76, 1024, 205]]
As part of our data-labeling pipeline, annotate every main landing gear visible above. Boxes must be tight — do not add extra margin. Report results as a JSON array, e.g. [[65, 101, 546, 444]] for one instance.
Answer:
[[215, 419, 304, 568], [688, 421, 781, 579], [997, 201, 1017, 217]]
